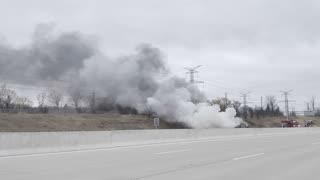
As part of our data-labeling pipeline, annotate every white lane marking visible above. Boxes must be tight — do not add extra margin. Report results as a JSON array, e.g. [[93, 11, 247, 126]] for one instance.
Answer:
[[155, 149, 192, 155], [312, 142, 320, 145], [0, 136, 258, 159], [1, 130, 319, 159], [233, 153, 265, 161]]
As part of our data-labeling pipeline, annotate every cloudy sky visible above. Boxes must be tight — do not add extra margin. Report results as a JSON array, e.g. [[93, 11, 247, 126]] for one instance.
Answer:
[[1, 0, 320, 111]]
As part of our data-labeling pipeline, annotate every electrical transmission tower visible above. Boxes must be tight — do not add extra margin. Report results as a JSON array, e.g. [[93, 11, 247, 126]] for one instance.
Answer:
[[240, 92, 251, 119], [240, 92, 251, 107], [185, 65, 204, 84], [280, 90, 294, 121], [225, 92, 229, 107]]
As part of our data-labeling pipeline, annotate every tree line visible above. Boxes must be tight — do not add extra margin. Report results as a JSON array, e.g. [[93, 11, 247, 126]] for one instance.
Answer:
[[0, 83, 139, 114], [209, 95, 284, 120], [0, 84, 33, 109]]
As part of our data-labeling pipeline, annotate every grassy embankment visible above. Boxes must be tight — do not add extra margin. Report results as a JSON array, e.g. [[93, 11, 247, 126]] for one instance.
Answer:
[[0, 113, 176, 132], [1, 113, 319, 132]]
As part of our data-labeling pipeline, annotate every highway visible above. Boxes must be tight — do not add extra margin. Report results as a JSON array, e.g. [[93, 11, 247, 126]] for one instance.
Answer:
[[1, 130, 320, 180]]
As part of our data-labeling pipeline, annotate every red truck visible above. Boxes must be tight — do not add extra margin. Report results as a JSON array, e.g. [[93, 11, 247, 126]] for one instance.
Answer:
[[281, 120, 300, 127]]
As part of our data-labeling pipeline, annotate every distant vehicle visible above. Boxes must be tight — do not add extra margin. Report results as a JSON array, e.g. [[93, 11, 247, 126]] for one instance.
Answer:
[[304, 120, 315, 127], [236, 121, 249, 128], [281, 119, 300, 128]]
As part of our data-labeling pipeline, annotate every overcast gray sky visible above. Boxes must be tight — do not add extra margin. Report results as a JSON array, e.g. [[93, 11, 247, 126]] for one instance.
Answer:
[[1, 0, 320, 111]]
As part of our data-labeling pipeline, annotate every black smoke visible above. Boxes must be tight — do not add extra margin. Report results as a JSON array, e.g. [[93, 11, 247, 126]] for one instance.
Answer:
[[0, 25, 96, 83]]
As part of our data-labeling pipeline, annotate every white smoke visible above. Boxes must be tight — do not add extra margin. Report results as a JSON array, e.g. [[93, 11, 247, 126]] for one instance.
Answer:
[[146, 80, 242, 128], [80, 44, 242, 128], [191, 105, 243, 128]]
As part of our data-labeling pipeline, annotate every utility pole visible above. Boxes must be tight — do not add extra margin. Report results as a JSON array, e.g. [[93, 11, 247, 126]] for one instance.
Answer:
[[225, 92, 228, 107], [291, 106, 296, 116], [261, 96, 263, 109], [280, 90, 294, 121], [311, 96, 316, 112], [185, 65, 204, 85]]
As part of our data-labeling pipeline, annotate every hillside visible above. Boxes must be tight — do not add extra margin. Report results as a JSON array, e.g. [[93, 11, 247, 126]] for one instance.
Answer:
[[1, 112, 320, 132], [0, 113, 176, 132], [246, 116, 320, 128]]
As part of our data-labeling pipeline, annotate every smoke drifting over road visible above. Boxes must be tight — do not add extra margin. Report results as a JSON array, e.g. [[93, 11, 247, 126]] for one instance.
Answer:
[[0, 26, 242, 128]]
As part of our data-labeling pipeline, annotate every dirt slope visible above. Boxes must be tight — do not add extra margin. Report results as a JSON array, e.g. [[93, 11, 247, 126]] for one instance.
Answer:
[[1, 112, 319, 132], [0, 113, 175, 132]]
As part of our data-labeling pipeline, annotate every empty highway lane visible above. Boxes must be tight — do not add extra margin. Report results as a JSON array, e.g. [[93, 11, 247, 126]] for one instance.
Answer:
[[1, 130, 320, 180]]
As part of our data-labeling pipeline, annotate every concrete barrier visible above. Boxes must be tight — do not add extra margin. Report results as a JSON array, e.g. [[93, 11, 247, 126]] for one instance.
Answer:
[[1, 128, 320, 156]]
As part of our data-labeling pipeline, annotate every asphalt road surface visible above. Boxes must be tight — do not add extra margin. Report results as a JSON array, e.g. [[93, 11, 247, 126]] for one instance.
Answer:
[[1, 130, 320, 180]]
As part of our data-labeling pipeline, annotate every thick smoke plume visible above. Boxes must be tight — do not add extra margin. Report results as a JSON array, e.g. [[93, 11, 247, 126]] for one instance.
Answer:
[[0, 26, 242, 128], [0, 24, 96, 83]]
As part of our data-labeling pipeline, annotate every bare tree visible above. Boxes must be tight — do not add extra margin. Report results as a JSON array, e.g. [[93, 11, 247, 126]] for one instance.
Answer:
[[210, 97, 231, 112], [231, 100, 242, 117], [37, 92, 47, 108], [69, 88, 84, 111], [48, 89, 63, 108], [87, 91, 96, 113], [265, 95, 278, 112], [0, 84, 17, 109], [144, 105, 155, 117], [14, 97, 33, 109], [0, 84, 6, 107], [306, 102, 310, 111]]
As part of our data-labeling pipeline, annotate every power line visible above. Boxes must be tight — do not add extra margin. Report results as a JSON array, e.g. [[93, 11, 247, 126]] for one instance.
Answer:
[[204, 82, 236, 92], [202, 79, 249, 93]]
